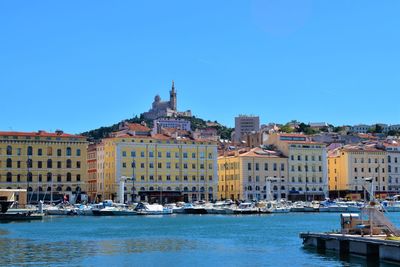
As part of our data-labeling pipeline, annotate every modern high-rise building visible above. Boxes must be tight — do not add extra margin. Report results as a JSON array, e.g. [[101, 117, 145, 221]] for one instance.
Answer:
[[234, 115, 260, 143], [0, 130, 88, 203]]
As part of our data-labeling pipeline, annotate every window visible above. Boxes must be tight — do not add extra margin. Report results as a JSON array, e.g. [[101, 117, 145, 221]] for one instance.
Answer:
[[141, 151, 145, 157], [149, 162, 154, 168], [166, 152, 171, 158], [27, 159, 32, 168], [17, 161, 21, 168], [158, 151, 162, 158], [38, 161, 42, 169], [76, 161, 81, 168], [280, 163, 285, 171], [57, 149, 62, 156], [273, 163, 277, 171], [47, 147, 53, 156], [27, 146, 33, 156], [192, 163, 196, 169], [6, 158, 12, 168], [47, 159, 52, 168], [77, 149, 81, 156], [255, 163, 259, 171], [6, 172, 12, 182], [57, 174, 62, 182], [38, 174, 42, 182], [131, 151, 136, 157], [66, 147, 71, 156], [27, 172, 32, 182], [38, 148, 43, 156], [122, 151, 127, 157], [264, 163, 268, 171], [67, 172, 72, 182], [184, 163, 188, 169], [183, 152, 188, 158], [248, 163, 251, 170], [47, 173, 52, 182], [57, 161, 62, 169], [192, 153, 196, 159], [158, 162, 162, 168], [6, 145, 12, 155], [122, 162, 126, 168], [66, 159, 72, 168], [167, 162, 171, 169]]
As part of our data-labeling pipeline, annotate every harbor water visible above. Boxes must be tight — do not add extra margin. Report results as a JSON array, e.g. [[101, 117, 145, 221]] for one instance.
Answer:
[[1, 213, 400, 266]]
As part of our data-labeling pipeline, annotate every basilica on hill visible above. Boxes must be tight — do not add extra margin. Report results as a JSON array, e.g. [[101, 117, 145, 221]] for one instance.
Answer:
[[142, 81, 192, 120]]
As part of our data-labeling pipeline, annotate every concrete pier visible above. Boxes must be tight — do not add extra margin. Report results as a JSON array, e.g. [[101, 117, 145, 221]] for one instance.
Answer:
[[300, 232, 400, 263]]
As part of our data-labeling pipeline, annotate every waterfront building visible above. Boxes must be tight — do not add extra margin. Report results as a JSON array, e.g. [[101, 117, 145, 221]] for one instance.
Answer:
[[217, 147, 288, 201], [142, 81, 192, 120], [101, 131, 218, 203], [234, 115, 260, 143], [266, 133, 328, 201], [0, 130, 88, 203], [327, 144, 387, 199], [153, 118, 191, 133], [87, 144, 97, 201], [383, 141, 400, 194], [96, 141, 105, 201], [350, 124, 371, 133]]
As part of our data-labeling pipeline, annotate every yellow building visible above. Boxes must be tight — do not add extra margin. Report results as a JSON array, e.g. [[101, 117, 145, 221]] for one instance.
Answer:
[[100, 124, 218, 203], [218, 147, 288, 201], [328, 144, 387, 199], [266, 133, 328, 201], [0, 130, 88, 203]]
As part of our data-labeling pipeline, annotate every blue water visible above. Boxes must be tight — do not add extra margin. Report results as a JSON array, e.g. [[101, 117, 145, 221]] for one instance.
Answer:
[[1, 213, 400, 266]]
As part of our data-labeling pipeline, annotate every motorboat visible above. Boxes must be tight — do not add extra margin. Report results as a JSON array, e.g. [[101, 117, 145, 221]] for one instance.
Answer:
[[183, 203, 208, 214], [232, 202, 260, 214], [135, 202, 173, 215], [164, 203, 185, 214]]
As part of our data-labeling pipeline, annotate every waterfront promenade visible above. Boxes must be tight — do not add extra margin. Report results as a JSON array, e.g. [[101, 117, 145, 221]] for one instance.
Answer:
[[1, 213, 400, 266]]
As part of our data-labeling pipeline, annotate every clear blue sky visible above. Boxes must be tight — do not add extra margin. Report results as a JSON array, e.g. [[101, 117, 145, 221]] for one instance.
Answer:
[[1, 1, 400, 133]]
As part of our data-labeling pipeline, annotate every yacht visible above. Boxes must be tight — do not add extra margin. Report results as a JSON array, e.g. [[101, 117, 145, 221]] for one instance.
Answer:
[[183, 203, 208, 214], [135, 202, 173, 215], [233, 202, 260, 214]]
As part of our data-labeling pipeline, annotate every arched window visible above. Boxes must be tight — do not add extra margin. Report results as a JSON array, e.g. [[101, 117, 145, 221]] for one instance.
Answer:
[[6, 158, 12, 168], [27, 172, 32, 182], [298, 187, 303, 191], [47, 187, 51, 192], [38, 186, 43, 192], [76, 174, 81, 181], [208, 187, 213, 192], [149, 186, 154, 191], [140, 187, 145, 191], [57, 174, 62, 182], [281, 186, 285, 190], [183, 187, 189, 192], [47, 172, 52, 182], [27, 146, 33, 156], [66, 186, 72, 191], [66, 159, 72, 168], [57, 149, 62, 157], [319, 187, 323, 191], [67, 172, 72, 182], [47, 159, 52, 168], [256, 186, 260, 191], [66, 147, 71, 156], [76, 186, 81, 192], [248, 186, 252, 191], [56, 186, 62, 192], [273, 185, 278, 191], [200, 187, 205, 192], [6, 145, 12, 155], [175, 187, 180, 191], [291, 187, 296, 191], [192, 187, 197, 192], [167, 187, 172, 191], [7, 172, 12, 182], [28, 187, 33, 192]]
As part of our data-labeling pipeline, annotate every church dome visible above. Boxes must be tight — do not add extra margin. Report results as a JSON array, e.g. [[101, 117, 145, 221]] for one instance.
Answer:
[[154, 95, 161, 102]]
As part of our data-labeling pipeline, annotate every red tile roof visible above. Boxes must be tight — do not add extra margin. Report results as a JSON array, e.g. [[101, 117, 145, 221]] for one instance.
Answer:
[[0, 131, 85, 138], [126, 123, 151, 132]]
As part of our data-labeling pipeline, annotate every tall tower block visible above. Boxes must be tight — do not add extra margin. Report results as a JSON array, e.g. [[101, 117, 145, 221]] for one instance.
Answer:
[[170, 80, 177, 111]]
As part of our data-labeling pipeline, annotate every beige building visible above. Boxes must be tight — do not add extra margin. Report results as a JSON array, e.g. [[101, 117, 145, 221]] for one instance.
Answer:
[[266, 133, 328, 201], [218, 147, 288, 201]]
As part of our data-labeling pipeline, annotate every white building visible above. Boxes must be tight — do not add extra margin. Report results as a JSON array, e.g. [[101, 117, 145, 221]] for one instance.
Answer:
[[384, 141, 400, 193], [153, 118, 191, 133]]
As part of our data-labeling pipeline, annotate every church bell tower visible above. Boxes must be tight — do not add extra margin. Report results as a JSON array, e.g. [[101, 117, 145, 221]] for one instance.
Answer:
[[169, 80, 177, 111]]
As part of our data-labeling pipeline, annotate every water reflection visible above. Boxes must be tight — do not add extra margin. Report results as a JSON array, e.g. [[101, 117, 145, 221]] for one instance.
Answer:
[[302, 247, 398, 267], [0, 237, 199, 266]]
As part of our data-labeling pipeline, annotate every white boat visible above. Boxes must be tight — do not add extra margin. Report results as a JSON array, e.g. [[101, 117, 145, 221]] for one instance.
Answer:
[[232, 202, 259, 214], [183, 203, 208, 214], [45, 204, 77, 215], [135, 202, 173, 215], [164, 203, 185, 214]]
